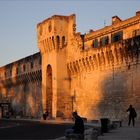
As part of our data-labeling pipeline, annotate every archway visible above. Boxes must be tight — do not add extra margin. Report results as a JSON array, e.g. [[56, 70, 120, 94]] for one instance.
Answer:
[[46, 65, 53, 117]]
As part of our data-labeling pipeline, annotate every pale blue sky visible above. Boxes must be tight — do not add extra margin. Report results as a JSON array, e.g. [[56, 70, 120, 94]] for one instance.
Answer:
[[0, 0, 140, 66]]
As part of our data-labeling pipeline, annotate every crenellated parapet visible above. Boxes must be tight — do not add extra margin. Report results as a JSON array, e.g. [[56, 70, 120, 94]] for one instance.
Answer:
[[0, 52, 42, 118], [38, 35, 68, 54], [0, 52, 42, 98], [67, 35, 140, 75], [67, 12, 140, 76], [37, 14, 76, 54]]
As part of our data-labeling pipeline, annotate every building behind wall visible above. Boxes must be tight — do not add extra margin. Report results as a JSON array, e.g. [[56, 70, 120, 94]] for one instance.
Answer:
[[0, 11, 140, 120]]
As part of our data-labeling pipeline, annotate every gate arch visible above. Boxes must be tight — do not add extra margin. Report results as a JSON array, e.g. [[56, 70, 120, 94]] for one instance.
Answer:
[[46, 65, 53, 117]]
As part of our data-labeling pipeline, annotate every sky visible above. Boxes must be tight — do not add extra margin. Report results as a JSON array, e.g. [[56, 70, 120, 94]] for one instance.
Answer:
[[0, 0, 140, 67]]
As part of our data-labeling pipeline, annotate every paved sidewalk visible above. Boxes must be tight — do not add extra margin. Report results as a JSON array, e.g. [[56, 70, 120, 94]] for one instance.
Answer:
[[2, 118, 140, 140], [98, 122, 140, 140], [55, 121, 140, 140]]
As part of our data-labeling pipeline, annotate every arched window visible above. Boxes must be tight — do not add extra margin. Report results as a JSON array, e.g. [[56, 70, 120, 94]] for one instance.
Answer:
[[56, 36, 60, 49], [52, 36, 55, 49], [62, 36, 65, 47]]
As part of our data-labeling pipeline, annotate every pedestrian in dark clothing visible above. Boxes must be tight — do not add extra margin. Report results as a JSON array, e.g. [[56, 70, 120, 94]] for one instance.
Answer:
[[65, 111, 84, 138], [127, 105, 137, 127], [72, 111, 84, 134], [43, 110, 49, 120]]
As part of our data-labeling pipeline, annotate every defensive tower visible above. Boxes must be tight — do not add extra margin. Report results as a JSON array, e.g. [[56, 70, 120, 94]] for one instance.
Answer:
[[37, 14, 76, 118]]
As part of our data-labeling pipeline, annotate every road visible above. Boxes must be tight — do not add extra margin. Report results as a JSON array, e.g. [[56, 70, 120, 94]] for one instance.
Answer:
[[0, 119, 73, 139]]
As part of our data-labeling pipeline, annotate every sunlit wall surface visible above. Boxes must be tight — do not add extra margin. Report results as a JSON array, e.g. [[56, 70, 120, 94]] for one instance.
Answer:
[[0, 11, 140, 120], [0, 53, 42, 118], [38, 11, 140, 120]]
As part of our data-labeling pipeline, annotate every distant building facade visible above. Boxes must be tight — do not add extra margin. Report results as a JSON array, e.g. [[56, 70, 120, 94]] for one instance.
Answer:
[[0, 11, 140, 120]]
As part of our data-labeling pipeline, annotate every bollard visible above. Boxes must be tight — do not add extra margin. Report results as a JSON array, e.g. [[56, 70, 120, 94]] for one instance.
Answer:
[[100, 118, 109, 133]]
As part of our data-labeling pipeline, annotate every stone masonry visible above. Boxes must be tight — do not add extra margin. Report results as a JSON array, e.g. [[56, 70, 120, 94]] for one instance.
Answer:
[[0, 11, 140, 120]]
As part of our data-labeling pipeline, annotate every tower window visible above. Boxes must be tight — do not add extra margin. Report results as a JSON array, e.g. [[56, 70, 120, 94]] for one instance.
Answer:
[[111, 31, 123, 43], [56, 36, 60, 48], [100, 36, 109, 46], [92, 39, 98, 48], [62, 36, 65, 47], [52, 36, 55, 49]]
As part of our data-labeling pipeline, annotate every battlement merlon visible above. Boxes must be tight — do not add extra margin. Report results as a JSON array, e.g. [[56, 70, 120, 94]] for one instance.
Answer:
[[37, 14, 75, 26], [37, 14, 76, 39], [37, 14, 76, 53]]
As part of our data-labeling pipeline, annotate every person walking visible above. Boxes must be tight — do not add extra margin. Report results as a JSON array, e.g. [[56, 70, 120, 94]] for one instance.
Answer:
[[127, 105, 137, 127]]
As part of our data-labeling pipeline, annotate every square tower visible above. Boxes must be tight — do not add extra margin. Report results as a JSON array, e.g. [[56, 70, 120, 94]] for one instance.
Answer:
[[37, 14, 76, 118]]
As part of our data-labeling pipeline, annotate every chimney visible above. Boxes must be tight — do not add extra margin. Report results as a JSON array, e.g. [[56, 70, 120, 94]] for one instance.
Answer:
[[136, 11, 140, 16], [112, 16, 122, 25], [80, 34, 85, 50]]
